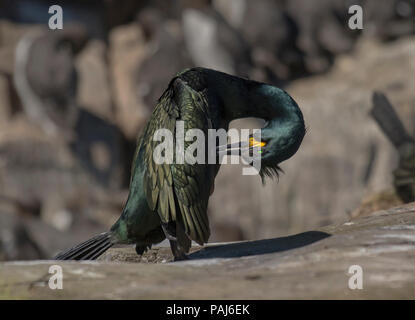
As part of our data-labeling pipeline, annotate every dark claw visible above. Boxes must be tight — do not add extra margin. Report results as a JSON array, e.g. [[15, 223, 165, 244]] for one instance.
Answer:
[[135, 245, 146, 255]]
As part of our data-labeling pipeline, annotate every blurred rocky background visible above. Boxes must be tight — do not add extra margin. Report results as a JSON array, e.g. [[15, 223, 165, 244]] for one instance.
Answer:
[[0, 0, 415, 261]]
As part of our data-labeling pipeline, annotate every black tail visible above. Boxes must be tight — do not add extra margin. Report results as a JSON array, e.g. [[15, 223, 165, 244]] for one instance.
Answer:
[[54, 232, 114, 260]]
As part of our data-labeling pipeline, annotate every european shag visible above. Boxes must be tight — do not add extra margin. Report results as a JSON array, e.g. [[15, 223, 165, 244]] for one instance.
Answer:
[[55, 67, 305, 261]]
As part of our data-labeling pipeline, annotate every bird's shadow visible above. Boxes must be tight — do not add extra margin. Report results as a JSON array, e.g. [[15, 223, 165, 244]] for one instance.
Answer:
[[188, 231, 330, 260]]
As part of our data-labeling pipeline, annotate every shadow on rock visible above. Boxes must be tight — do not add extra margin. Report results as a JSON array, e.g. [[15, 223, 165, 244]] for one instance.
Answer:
[[188, 231, 330, 260]]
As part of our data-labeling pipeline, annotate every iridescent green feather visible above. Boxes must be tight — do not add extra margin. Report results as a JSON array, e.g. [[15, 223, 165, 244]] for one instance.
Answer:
[[142, 77, 212, 245]]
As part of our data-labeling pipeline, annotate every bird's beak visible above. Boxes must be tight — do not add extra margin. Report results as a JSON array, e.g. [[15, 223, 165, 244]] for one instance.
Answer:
[[216, 137, 266, 156], [216, 141, 249, 156]]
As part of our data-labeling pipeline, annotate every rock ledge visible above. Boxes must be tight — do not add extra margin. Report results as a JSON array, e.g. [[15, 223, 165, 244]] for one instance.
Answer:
[[1, 203, 415, 299]]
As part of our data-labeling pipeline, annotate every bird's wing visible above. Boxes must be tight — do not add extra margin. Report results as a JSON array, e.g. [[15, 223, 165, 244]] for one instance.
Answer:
[[143, 77, 212, 245]]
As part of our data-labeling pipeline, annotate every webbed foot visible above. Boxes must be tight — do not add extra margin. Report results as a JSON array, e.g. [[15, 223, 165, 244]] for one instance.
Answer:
[[135, 244, 151, 255], [169, 239, 189, 262], [173, 254, 189, 262]]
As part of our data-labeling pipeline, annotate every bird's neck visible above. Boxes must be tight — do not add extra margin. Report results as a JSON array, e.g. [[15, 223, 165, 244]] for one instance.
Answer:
[[204, 69, 305, 164], [205, 69, 302, 124]]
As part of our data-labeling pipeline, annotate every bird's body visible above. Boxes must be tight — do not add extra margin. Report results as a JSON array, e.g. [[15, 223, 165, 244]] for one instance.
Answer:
[[55, 67, 305, 261]]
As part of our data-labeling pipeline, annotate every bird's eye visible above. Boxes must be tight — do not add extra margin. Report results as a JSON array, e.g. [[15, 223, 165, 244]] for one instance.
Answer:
[[249, 137, 266, 148]]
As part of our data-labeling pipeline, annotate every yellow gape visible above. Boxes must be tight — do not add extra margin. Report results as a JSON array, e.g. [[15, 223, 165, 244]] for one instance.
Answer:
[[249, 137, 266, 148]]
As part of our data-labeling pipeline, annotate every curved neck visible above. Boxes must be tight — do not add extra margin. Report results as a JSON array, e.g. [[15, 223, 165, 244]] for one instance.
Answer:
[[203, 68, 302, 125], [202, 68, 305, 164]]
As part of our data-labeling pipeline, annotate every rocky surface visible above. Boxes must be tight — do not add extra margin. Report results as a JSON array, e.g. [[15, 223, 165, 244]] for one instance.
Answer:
[[1, 202, 414, 299]]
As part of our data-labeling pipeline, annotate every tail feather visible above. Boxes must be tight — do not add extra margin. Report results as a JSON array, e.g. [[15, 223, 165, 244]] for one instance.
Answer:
[[54, 232, 114, 260], [82, 242, 113, 260]]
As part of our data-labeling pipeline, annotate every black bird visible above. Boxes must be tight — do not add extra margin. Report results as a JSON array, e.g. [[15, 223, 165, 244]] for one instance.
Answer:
[[55, 67, 305, 261]]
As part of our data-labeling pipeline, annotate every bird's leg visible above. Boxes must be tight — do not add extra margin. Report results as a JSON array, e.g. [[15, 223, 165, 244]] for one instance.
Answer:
[[169, 240, 189, 261], [162, 222, 189, 261], [135, 244, 152, 256]]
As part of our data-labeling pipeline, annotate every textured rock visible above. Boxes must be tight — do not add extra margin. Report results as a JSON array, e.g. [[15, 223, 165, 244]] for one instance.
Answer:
[[136, 15, 191, 109], [75, 40, 113, 122], [0, 116, 124, 256], [0, 21, 42, 125], [1, 202, 415, 299], [109, 23, 150, 139], [213, 0, 304, 81], [182, 7, 251, 77]]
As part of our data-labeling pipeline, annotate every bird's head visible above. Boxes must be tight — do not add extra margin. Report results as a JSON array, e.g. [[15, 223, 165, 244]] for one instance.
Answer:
[[217, 84, 305, 183], [255, 117, 305, 182]]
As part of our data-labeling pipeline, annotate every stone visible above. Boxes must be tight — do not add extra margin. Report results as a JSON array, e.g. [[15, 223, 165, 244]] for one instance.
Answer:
[[182, 7, 251, 77], [136, 9, 192, 110], [1, 202, 415, 299], [75, 40, 113, 122], [109, 23, 150, 139]]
